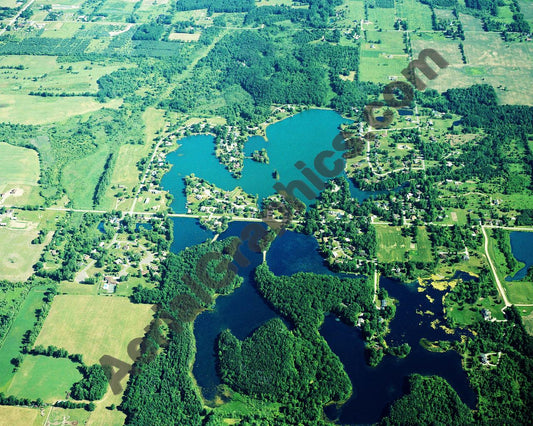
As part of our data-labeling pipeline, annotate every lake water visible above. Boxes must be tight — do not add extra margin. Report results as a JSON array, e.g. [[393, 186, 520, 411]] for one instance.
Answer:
[[321, 278, 476, 424], [191, 221, 279, 400], [163, 109, 476, 424], [505, 231, 533, 281], [161, 109, 353, 213]]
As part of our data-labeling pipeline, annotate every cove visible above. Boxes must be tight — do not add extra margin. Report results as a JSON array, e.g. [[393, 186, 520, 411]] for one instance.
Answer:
[[321, 277, 476, 424], [505, 231, 533, 281]]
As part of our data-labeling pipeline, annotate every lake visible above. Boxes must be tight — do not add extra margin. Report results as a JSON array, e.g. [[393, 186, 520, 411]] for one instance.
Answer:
[[161, 109, 370, 213], [162, 109, 476, 424], [505, 231, 533, 281], [321, 277, 476, 424]]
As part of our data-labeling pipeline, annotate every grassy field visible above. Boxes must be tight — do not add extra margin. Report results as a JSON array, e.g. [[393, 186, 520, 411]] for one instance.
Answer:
[[103, 107, 165, 209], [47, 407, 92, 426], [0, 94, 122, 125], [0, 56, 129, 95], [397, 0, 433, 31], [412, 226, 433, 262], [0, 142, 41, 207], [359, 30, 409, 83], [376, 225, 433, 263], [410, 23, 533, 106], [446, 295, 506, 326], [0, 210, 57, 281], [376, 225, 410, 262], [0, 225, 41, 281], [0, 287, 49, 393], [0, 406, 43, 426], [0, 143, 40, 186], [6, 355, 82, 402], [61, 145, 114, 209], [34, 295, 155, 365]]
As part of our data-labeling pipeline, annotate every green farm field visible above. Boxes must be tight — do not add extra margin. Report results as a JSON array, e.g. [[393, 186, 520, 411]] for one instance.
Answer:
[[0, 56, 128, 95], [0, 143, 42, 207], [0, 406, 43, 426], [411, 25, 533, 106], [0, 94, 122, 125], [0, 225, 41, 281], [0, 143, 39, 186], [5, 355, 82, 402], [376, 225, 433, 263], [0, 210, 58, 281], [61, 145, 115, 209], [359, 31, 409, 83], [376, 225, 410, 262], [34, 295, 155, 365], [0, 287, 49, 393]]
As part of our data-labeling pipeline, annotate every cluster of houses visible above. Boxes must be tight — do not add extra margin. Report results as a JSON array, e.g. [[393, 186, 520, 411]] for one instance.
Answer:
[[188, 179, 258, 218]]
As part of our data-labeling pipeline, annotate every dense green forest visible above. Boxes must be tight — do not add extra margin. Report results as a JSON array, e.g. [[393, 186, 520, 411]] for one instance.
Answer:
[[121, 239, 243, 423], [464, 306, 533, 424], [218, 318, 351, 423], [214, 263, 385, 422], [380, 374, 474, 425]]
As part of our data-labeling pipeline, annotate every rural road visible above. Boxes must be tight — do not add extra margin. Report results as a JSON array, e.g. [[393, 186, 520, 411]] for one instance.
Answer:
[[482, 225, 511, 307], [0, 0, 35, 36]]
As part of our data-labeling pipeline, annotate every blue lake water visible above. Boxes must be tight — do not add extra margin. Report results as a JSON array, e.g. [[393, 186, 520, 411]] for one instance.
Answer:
[[191, 221, 279, 400], [505, 231, 533, 281], [321, 278, 476, 424], [162, 109, 476, 424], [161, 109, 351, 213]]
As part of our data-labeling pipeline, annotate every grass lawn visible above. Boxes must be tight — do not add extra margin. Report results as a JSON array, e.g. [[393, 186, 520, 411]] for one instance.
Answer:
[[503, 280, 533, 305], [0, 406, 43, 426], [34, 295, 155, 365], [0, 287, 49, 393], [0, 143, 40, 186], [446, 296, 505, 326], [6, 355, 82, 402]]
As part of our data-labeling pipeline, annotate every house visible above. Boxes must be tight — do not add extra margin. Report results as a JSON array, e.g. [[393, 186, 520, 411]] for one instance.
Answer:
[[102, 276, 119, 293]]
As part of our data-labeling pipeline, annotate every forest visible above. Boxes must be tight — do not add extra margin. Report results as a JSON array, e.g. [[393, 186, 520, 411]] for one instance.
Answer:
[[380, 374, 473, 425], [121, 238, 243, 423], [217, 318, 351, 423]]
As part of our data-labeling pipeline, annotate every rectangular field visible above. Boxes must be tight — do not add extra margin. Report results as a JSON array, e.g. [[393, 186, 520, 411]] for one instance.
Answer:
[[0, 406, 42, 426], [0, 226, 41, 281], [0, 143, 40, 186], [0, 287, 48, 392], [34, 295, 155, 365], [411, 29, 533, 106], [6, 355, 82, 402], [0, 94, 122, 125], [376, 225, 410, 262]]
